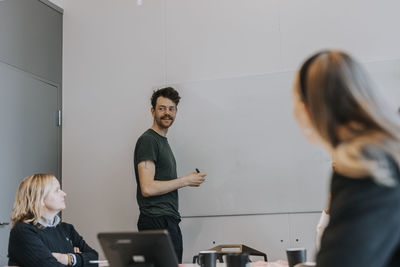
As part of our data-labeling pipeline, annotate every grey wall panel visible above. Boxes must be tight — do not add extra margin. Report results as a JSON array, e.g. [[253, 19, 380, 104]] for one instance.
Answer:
[[0, 1, 62, 264], [181, 214, 291, 263], [165, 0, 281, 83], [279, 0, 400, 70], [0, 61, 61, 266], [181, 212, 321, 263], [0, 0, 62, 84], [288, 213, 321, 262], [40, 0, 64, 13], [165, 0, 400, 84], [364, 60, 400, 111]]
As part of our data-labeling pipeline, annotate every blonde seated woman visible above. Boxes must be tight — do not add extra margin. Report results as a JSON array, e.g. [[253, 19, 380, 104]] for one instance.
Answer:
[[7, 174, 98, 267]]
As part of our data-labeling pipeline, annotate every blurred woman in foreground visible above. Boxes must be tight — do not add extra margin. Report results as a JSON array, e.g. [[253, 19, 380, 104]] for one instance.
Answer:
[[293, 50, 400, 267]]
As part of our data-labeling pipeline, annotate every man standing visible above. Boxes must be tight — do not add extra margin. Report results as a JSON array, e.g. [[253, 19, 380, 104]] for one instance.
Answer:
[[134, 87, 206, 263]]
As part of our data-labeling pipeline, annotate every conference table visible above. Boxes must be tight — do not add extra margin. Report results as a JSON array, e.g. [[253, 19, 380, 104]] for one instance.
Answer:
[[97, 261, 288, 267], [97, 259, 295, 267], [181, 262, 315, 267], [181, 262, 288, 267]]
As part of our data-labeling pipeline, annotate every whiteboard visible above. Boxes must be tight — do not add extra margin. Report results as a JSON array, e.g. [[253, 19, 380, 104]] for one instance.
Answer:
[[169, 71, 332, 216], [169, 60, 400, 217]]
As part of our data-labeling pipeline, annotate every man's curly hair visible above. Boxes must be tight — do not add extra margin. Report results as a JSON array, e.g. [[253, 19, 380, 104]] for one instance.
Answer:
[[151, 87, 181, 109]]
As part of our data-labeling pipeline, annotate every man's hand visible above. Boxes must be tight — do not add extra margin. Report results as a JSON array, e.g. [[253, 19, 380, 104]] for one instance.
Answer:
[[52, 252, 69, 265], [183, 172, 206, 187]]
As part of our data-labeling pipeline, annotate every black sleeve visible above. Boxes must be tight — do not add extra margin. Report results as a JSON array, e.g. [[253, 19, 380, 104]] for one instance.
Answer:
[[135, 134, 158, 164], [8, 223, 66, 267], [62, 223, 98, 267], [317, 177, 400, 267]]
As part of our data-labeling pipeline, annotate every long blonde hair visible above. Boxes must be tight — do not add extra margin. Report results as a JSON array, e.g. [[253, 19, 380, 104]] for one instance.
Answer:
[[11, 174, 54, 227], [297, 50, 400, 186]]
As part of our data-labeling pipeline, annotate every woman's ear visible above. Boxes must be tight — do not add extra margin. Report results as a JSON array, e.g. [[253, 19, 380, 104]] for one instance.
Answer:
[[294, 99, 313, 134], [300, 103, 333, 152], [293, 78, 326, 146], [296, 101, 324, 144]]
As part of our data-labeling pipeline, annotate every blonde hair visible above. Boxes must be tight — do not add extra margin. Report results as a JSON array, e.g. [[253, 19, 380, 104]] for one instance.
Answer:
[[297, 50, 400, 186], [11, 173, 55, 227]]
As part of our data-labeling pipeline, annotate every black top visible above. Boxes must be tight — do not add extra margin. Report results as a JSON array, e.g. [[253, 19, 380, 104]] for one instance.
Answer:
[[317, 167, 400, 267], [8, 221, 98, 267], [134, 129, 180, 219]]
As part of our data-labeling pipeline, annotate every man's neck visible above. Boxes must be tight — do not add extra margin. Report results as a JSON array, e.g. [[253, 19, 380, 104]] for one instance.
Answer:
[[151, 123, 168, 137]]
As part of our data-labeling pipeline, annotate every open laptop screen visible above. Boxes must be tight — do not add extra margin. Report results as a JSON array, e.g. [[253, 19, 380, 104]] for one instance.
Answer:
[[98, 230, 178, 267]]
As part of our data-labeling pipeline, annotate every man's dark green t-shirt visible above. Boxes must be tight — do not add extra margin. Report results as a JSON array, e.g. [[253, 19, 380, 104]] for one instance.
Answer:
[[134, 129, 180, 219]]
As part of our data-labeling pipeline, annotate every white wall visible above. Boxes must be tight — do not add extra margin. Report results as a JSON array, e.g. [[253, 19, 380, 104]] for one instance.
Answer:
[[62, 0, 164, 254], [63, 0, 400, 263]]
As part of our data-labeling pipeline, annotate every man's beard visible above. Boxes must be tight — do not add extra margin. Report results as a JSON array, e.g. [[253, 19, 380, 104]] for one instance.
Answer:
[[155, 115, 174, 129]]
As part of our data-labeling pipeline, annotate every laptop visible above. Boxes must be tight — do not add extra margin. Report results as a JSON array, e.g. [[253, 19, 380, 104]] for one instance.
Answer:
[[97, 230, 179, 267]]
